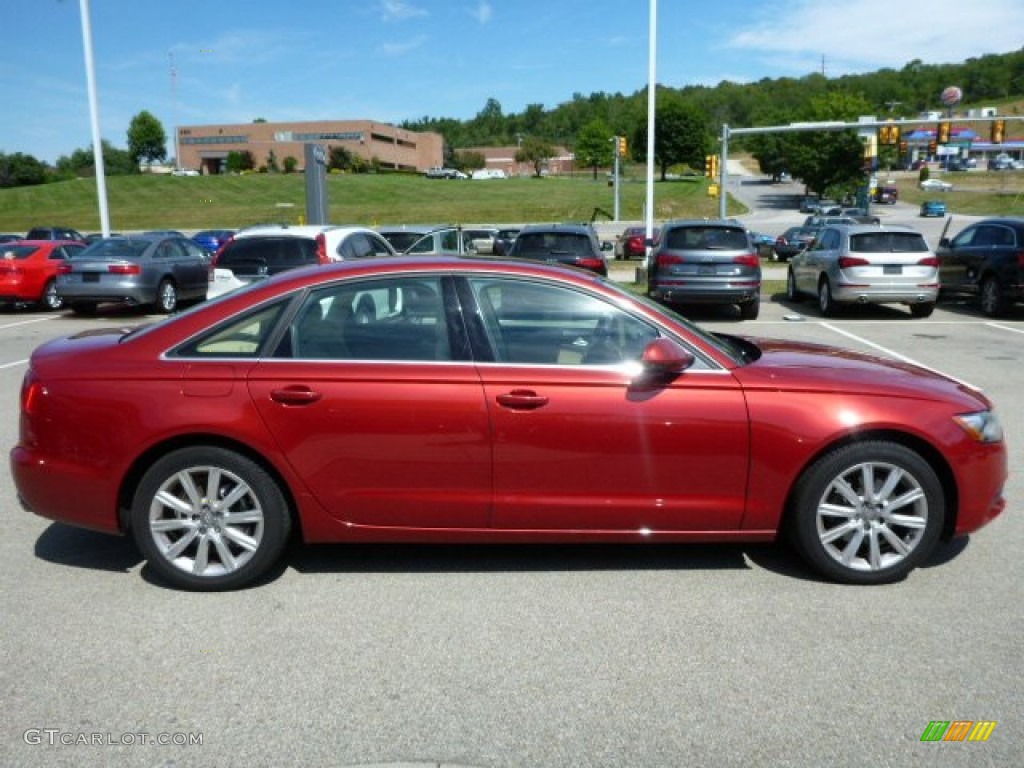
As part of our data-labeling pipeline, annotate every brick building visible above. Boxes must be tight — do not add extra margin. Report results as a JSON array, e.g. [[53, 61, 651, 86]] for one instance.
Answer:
[[176, 119, 444, 175]]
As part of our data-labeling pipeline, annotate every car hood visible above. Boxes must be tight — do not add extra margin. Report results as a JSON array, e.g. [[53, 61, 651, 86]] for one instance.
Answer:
[[733, 337, 991, 410]]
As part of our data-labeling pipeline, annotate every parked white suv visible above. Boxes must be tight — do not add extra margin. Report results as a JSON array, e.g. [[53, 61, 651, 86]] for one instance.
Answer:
[[208, 224, 396, 299]]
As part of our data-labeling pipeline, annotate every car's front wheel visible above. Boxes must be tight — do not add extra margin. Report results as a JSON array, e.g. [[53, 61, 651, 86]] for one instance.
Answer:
[[786, 269, 801, 302], [131, 446, 292, 591], [788, 441, 944, 584]]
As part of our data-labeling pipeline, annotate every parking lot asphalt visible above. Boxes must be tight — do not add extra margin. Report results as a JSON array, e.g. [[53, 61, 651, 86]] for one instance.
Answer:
[[2, 203, 1021, 766]]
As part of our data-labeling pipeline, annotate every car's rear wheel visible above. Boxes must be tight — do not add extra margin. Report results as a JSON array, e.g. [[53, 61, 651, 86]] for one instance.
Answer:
[[979, 276, 1006, 317], [910, 302, 935, 318], [739, 295, 760, 320], [131, 446, 291, 591], [817, 278, 836, 316], [156, 279, 178, 314], [789, 441, 944, 584], [39, 279, 63, 311]]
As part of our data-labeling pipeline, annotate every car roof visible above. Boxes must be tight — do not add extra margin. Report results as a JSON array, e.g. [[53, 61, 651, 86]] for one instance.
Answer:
[[232, 224, 377, 239], [660, 219, 746, 229], [518, 223, 596, 235], [827, 224, 919, 235]]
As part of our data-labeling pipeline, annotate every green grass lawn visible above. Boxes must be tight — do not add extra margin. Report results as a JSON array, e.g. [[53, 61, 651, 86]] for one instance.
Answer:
[[0, 172, 744, 233]]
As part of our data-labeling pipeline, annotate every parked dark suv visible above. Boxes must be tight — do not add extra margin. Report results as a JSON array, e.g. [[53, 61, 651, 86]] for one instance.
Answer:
[[506, 223, 609, 276], [25, 226, 85, 243], [647, 219, 762, 319], [937, 217, 1024, 316]]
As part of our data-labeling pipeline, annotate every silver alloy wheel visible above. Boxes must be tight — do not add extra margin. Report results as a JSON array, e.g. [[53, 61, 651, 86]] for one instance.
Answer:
[[818, 279, 833, 316], [815, 460, 928, 573], [147, 465, 265, 578], [158, 280, 177, 313], [42, 280, 62, 310], [980, 277, 1002, 317]]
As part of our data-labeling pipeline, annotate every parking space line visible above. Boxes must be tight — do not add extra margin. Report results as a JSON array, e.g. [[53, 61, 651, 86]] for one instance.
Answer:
[[986, 322, 1024, 335], [0, 316, 59, 331], [0, 358, 29, 370], [819, 321, 980, 390]]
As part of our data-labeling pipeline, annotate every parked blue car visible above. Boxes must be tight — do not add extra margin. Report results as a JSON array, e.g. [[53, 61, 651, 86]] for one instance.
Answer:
[[192, 229, 235, 254], [920, 200, 947, 218]]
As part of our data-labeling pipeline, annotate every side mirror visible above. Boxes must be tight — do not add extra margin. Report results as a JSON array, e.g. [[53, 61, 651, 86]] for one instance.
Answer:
[[632, 338, 695, 388], [939, 238, 950, 248]]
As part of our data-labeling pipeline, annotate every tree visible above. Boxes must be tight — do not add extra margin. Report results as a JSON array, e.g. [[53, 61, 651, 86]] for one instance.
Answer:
[[453, 150, 485, 172], [0, 152, 48, 187], [55, 141, 137, 177], [575, 119, 614, 179], [283, 156, 298, 174], [631, 96, 710, 180], [784, 91, 875, 196], [515, 137, 555, 177], [266, 149, 280, 173], [126, 110, 167, 167], [225, 150, 255, 173]]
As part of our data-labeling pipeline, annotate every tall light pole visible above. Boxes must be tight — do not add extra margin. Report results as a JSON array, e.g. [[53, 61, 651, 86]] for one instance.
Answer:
[[170, 51, 180, 172], [643, 0, 657, 267], [77, 0, 110, 236]]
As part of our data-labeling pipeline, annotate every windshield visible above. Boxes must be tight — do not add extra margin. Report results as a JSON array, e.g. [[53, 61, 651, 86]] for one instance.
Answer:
[[81, 239, 151, 260]]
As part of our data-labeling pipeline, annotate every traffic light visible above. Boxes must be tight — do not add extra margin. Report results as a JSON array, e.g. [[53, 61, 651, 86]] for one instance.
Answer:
[[937, 122, 951, 144], [927, 140, 938, 155], [899, 140, 908, 154], [991, 119, 1006, 144], [704, 154, 718, 177], [617, 136, 628, 156], [879, 123, 899, 145]]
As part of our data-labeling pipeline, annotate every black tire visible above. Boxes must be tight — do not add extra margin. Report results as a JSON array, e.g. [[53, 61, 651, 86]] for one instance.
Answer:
[[910, 302, 935, 318], [979, 276, 1006, 318], [70, 301, 97, 316], [739, 295, 760, 320], [155, 279, 178, 314], [131, 446, 291, 591], [39, 279, 63, 311], [818, 278, 836, 317], [786, 269, 800, 302], [788, 441, 944, 585]]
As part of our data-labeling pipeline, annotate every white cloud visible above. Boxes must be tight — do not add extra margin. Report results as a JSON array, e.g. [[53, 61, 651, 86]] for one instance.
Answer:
[[380, 0, 429, 22], [379, 36, 428, 56], [727, 0, 1024, 75], [470, 1, 493, 24]]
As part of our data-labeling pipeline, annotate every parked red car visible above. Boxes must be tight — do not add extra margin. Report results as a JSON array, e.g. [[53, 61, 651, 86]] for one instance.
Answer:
[[614, 226, 658, 260], [12, 257, 1007, 590], [0, 240, 86, 310]]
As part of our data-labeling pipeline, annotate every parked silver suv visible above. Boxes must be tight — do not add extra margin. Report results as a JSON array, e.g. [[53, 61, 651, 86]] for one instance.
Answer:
[[786, 224, 939, 318]]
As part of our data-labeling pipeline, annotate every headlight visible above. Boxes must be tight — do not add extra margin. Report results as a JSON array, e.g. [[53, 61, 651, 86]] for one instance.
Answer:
[[954, 411, 1004, 443]]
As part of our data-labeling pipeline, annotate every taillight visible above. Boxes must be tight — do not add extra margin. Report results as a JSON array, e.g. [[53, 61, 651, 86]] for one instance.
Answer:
[[917, 256, 939, 267], [1016, 250, 1024, 267], [839, 256, 870, 269], [107, 263, 141, 275], [775, 236, 787, 245], [57, 263, 73, 275], [656, 252, 684, 266], [211, 238, 232, 268], [732, 254, 760, 268], [575, 257, 605, 271], [21, 371, 45, 415], [316, 232, 329, 264]]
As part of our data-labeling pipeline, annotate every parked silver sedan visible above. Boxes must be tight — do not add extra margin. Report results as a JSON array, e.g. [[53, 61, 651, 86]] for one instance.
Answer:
[[785, 225, 939, 318], [57, 234, 210, 315]]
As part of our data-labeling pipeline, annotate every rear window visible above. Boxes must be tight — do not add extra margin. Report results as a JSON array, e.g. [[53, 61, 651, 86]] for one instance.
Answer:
[[850, 232, 929, 253], [218, 237, 319, 273], [514, 232, 595, 256], [81, 239, 151, 260], [1, 245, 39, 260], [663, 227, 748, 250]]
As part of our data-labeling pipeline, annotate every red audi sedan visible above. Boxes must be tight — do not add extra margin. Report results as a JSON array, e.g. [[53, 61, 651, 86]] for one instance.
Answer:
[[0, 239, 86, 310], [11, 257, 1007, 590]]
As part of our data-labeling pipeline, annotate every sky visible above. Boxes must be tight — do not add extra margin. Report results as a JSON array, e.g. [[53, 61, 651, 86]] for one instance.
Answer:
[[2, 0, 1023, 164]]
